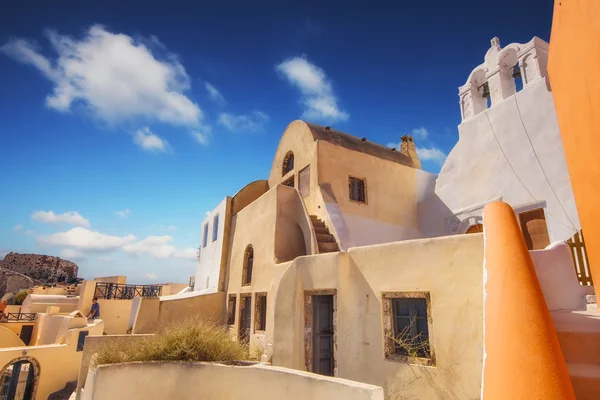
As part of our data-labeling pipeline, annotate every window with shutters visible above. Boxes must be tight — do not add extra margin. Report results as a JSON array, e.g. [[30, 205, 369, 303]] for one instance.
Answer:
[[382, 292, 434, 365], [298, 165, 310, 198], [348, 176, 367, 204], [254, 293, 267, 332], [518, 208, 550, 250], [227, 294, 237, 325], [242, 245, 254, 286]]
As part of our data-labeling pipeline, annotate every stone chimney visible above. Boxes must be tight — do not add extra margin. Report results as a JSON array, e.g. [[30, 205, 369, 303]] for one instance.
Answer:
[[400, 135, 422, 169]]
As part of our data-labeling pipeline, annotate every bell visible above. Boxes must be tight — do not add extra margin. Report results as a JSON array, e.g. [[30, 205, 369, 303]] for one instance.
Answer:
[[512, 64, 521, 79], [482, 83, 490, 98]]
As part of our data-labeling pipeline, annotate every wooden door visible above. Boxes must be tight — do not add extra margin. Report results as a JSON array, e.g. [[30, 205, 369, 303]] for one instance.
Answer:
[[312, 295, 334, 376], [519, 208, 550, 250], [239, 296, 251, 343]]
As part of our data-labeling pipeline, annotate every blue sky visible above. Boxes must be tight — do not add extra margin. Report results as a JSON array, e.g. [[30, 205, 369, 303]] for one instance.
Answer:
[[0, 0, 553, 283]]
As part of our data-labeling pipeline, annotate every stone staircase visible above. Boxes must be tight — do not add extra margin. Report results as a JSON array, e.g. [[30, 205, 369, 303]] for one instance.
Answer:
[[309, 215, 339, 254], [551, 303, 600, 400]]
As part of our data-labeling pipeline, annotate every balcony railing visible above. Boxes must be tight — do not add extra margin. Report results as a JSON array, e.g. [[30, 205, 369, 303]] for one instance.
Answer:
[[6, 312, 37, 322], [93, 283, 162, 300]]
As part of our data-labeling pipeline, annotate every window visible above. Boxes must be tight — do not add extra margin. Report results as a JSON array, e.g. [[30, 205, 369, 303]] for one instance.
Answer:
[[282, 151, 294, 176], [242, 245, 254, 286], [202, 223, 209, 248], [77, 330, 89, 352], [466, 224, 483, 234], [213, 214, 219, 242], [255, 293, 267, 332], [349, 176, 366, 203], [383, 292, 433, 365], [519, 208, 550, 250], [298, 165, 310, 198], [227, 294, 237, 325]]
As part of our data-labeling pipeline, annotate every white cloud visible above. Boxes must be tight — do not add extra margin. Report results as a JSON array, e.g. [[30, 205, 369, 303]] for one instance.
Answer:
[[1, 25, 204, 130], [115, 209, 131, 218], [218, 110, 269, 132], [25, 230, 36, 236], [416, 147, 447, 165], [276, 56, 349, 122], [145, 272, 158, 281], [98, 256, 115, 263], [59, 248, 86, 261], [122, 235, 196, 259], [13, 225, 22, 232], [39, 227, 136, 252], [32, 210, 91, 228], [411, 127, 428, 140], [191, 129, 210, 146], [204, 82, 225, 105], [133, 127, 170, 153]]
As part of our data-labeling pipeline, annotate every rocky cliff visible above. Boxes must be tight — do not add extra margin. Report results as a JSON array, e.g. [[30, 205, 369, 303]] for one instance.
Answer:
[[0, 252, 78, 281]]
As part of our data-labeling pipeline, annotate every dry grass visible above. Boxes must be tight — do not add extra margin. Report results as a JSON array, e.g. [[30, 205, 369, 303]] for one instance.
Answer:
[[388, 323, 430, 359], [93, 318, 249, 367]]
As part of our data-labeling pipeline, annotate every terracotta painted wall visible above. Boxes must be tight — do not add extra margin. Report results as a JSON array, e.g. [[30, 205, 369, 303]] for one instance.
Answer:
[[83, 362, 384, 400], [548, 0, 600, 285]]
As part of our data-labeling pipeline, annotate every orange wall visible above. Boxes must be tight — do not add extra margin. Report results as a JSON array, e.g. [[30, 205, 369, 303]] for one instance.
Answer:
[[482, 202, 574, 399], [548, 0, 600, 285]]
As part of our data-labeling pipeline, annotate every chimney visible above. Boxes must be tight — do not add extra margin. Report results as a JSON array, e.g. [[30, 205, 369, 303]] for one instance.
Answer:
[[400, 135, 422, 169]]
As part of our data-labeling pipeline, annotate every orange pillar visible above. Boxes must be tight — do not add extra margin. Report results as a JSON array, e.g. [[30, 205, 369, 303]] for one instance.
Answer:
[[482, 202, 575, 399], [548, 0, 600, 287]]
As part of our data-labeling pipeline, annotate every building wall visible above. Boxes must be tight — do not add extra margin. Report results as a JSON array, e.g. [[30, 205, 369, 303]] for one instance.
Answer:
[[157, 291, 226, 328], [548, 0, 600, 284], [316, 140, 435, 249], [195, 198, 230, 293], [435, 40, 579, 244], [0, 325, 25, 348], [96, 299, 133, 335], [270, 234, 484, 400], [0, 321, 103, 400], [83, 362, 384, 400], [0, 321, 35, 339]]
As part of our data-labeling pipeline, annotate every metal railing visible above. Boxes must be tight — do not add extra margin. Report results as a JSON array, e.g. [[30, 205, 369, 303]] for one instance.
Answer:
[[6, 312, 38, 322], [93, 283, 162, 300]]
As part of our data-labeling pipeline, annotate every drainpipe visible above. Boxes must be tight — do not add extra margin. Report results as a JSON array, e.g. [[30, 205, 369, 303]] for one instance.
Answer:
[[482, 201, 575, 399]]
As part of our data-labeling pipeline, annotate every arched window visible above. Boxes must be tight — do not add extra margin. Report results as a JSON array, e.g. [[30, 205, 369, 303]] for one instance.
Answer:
[[0, 357, 39, 400], [466, 224, 483, 234], [242, 245, 254, 286], [282, 152, 294, 176]]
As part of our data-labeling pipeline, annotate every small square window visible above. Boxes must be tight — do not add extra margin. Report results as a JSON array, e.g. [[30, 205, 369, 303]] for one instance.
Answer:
[[227, 294, 237, 325], [382, 292, 433, 365], [202, 223, 209, 248], [254, 293, 267, 332], [213, 214, 219, 242], [349, 176, 366, 203]]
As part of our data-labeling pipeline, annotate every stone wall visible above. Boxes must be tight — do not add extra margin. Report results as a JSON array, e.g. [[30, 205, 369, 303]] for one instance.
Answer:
[[1, 253, 78, 281]]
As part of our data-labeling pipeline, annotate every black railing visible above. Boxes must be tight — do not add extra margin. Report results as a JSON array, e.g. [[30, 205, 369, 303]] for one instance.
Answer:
[[6, 312, 38, 322], [93, 283, 162, 300]]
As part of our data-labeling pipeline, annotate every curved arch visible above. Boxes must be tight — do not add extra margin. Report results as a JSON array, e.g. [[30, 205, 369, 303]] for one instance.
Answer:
[[282, 151, 294, 176], [242, 245, 254, 286], [498, 46, 519, 70], [0, 356, 40, 400], [464, 66, 488, 88]]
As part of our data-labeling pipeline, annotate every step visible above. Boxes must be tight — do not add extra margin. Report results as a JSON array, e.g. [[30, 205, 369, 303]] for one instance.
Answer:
[[316, 233, 335, 243], [318, 242, 339, 253], [309, 215, 320, 220], [313, 226, 329, 235], [557, 331, 600, 365], [311, 220, 326, 228], [568, 363, 600, 400]]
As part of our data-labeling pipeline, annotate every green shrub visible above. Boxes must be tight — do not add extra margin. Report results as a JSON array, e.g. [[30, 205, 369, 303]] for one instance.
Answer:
[[93, 318, 249, 367], [14, 291, 28, 305]]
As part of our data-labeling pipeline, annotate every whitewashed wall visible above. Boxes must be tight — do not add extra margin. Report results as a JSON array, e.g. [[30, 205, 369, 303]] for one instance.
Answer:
[[430, 37, 580, 243], [194, 198, 227, 293]]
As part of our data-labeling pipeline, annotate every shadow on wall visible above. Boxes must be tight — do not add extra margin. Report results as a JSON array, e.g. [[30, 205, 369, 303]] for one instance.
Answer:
[[275, 186, 315, 262]]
